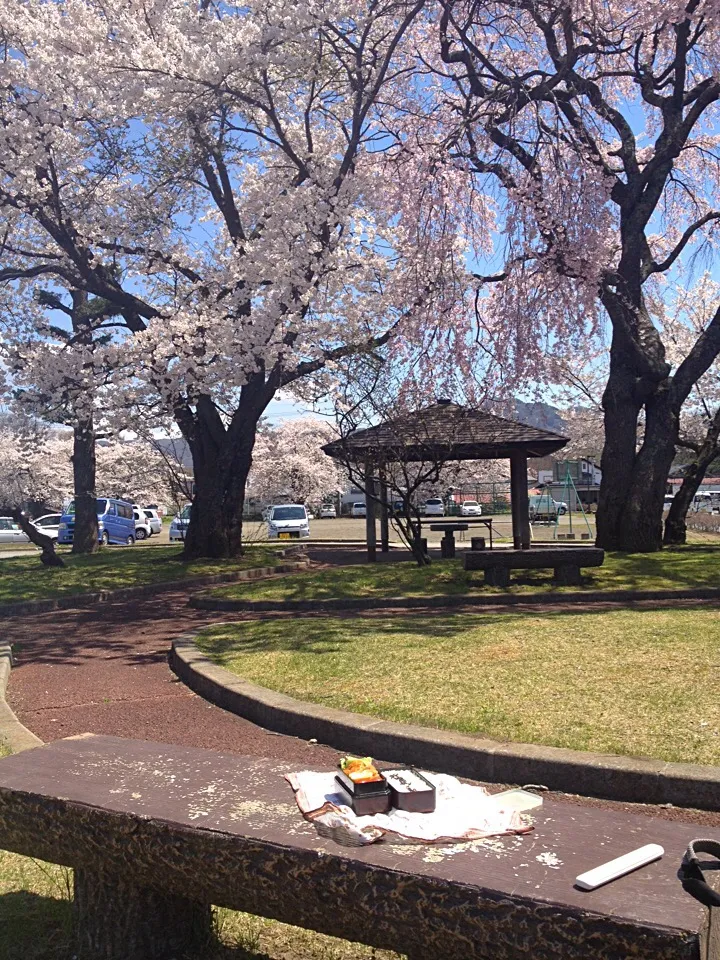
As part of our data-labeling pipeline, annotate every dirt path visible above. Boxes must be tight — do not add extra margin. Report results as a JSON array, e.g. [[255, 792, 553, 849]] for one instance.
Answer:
[[3, 591, 338, 766]]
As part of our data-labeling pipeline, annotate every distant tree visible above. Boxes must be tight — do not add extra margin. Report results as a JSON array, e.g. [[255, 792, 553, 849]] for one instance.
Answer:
[[247, 417, 344, 508]]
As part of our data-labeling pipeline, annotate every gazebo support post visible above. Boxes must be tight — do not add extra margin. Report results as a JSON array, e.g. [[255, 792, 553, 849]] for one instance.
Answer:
[[365, 459, 377, 562], [379, 466, 390, 553], [510, 453, 531, 550]]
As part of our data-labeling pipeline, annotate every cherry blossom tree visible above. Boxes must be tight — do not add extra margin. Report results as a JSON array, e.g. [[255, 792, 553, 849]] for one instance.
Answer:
[[1, 285, 123, 552], [0, 424, 72, 514], [0, 0, 477, 559], [248, 417, 343, 508], [437, 0, 720, 551]]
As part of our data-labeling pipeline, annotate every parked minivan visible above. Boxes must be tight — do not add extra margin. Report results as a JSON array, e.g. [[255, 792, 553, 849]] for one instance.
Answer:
[[57, 497, 136, 546]]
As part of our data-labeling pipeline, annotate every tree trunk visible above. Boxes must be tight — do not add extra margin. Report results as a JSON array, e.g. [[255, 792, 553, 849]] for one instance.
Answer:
[[596, 289, 677, 553], [664, 411, 720, 545], [612, 385, 679, 552], [71, 416, 99, 554], [595, 337, 645, 551], [73, 866, 212, 960], [11, 508, 65, 567], [181, 403, 258, 560]]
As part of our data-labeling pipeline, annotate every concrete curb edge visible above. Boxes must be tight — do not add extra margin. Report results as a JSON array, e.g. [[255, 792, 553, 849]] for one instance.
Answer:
[[170, 630, 720, 811], [0, 644, 43, 753], [189, 584, 720, 613], [0, 559, 310, 618]]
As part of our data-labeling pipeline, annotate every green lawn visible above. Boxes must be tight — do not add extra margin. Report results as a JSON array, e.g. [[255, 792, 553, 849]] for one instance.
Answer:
[[209, 544, 720, 603], [0, 545, 283, 605], [196, 607, 720, 766]]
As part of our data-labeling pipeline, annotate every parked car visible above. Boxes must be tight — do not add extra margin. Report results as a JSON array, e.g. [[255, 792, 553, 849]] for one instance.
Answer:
[[58, 498, 135, 545], [459, 500, 482, 517], [528, 494, 559, 522], [350, 502, 366, 518], [142, 507, 163, 535], [422, 498, 445, 517], [555, 500, 568, 516], [319, 504, 337, 519], [0, 517, 27, 544], [0, 514, 62, 544], [31, 513, 63, 540], [133, 507, 153, 540], [169, 504, 191, 541], [267, 504, 310, 540]]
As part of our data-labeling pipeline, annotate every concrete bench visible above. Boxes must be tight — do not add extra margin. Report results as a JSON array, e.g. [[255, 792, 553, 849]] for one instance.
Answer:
[[464, 546, 604, 586], [0, 734, 715, 960]]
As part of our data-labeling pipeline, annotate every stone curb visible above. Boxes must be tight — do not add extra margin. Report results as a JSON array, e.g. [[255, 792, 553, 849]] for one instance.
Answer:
[[0, 560, 310, 618], [0, 645, 43, 753], [170, 630, 720, 811], [190, 584, 720, 613]]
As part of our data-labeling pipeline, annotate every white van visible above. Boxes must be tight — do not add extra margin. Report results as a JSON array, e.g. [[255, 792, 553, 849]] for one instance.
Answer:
[[351, 502, 366, 518]]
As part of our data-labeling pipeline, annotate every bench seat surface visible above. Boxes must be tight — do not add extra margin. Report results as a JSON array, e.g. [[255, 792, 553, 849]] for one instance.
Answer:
[[0, 735, 712, 959], [465, 547, 604, 570]]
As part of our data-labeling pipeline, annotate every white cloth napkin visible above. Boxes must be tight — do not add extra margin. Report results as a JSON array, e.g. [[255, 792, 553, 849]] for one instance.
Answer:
[[285, 769, 532, 846]]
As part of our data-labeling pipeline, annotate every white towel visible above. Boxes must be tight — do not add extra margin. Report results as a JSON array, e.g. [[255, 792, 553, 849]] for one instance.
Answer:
[[285, 770, 532, 847]]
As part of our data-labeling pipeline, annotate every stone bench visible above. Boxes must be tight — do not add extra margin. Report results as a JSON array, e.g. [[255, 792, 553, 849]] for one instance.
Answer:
[[464, 546, 604, 586], [0, 734, 715, 960], [429, 522, 469, 558]]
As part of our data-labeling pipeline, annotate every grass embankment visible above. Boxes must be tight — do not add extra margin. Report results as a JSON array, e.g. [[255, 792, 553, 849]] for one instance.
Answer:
[[197, 606, 720, 766], [210, 544, 720, 602], [0, 545, 282, 605]]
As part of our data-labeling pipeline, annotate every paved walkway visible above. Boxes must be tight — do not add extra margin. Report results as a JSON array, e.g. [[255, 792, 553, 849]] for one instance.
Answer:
[[4, 591, 337, 767], [4, 587, 720, 828]]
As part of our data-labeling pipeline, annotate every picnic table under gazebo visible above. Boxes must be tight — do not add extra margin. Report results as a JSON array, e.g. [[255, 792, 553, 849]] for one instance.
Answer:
[[323, 400, 570, 562]]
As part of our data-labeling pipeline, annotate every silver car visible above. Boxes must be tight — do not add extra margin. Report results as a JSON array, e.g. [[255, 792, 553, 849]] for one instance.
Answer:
[[0, 517, 27, 544], [141, 508, 163, 535]]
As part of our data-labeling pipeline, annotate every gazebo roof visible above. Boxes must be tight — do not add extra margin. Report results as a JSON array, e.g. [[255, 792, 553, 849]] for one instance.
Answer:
[[323, 401, 568, 463]]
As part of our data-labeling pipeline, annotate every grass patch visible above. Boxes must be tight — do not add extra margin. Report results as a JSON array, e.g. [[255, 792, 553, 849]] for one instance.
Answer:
[[196, 607, 720, 766], [210, 545, 720, 602], [0, 545, 285, 605]]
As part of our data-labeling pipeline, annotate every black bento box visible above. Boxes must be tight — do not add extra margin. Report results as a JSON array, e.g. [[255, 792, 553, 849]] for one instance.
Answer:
[[383, 769, 436, 813], [335, 769, 391, 816]]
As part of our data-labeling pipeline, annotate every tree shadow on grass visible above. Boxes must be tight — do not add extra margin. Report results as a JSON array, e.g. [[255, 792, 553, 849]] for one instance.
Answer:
[[0, 890, 72, 960], [198, 601, 720, 662]]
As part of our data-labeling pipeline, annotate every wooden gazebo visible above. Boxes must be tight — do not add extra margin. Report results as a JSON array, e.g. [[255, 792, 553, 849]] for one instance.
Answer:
[[323, 400, 568, 560]]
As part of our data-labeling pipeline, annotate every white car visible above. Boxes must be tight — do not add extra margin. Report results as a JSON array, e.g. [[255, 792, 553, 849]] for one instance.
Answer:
[[423, 498, 445, 517], [169, 504, 191, 541], [267, 504, 310, 540], [460, 500, 482, 517], [350, 502, 366, 518], [133, 507, 153, 540], [32, 513, 62, 540], [319, 504, 337, 519], [141, 507, 162, 535]]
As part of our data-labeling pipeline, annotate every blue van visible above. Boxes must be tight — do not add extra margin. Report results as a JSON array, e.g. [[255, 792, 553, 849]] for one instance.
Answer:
[[57, 497, 136, 546]]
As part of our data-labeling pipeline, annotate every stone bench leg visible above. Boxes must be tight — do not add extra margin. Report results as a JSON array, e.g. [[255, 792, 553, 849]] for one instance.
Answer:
[[441, 535, 456, 559], [553, 564, 582, 586], [74, 866, 212, 960], [484, 566, 510, 587]]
